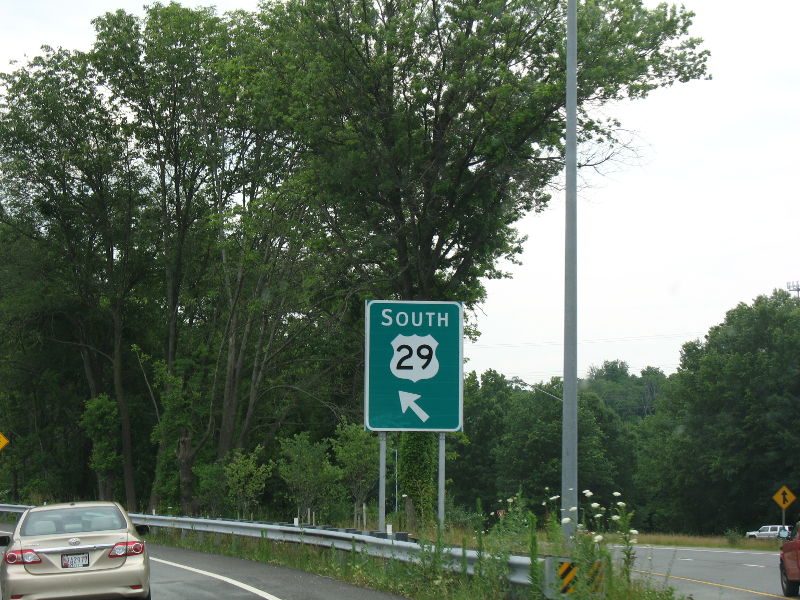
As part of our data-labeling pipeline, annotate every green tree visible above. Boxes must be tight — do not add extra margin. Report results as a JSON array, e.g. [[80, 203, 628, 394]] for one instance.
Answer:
[[91, 3, 230, 511], [491, 379, 629, 505], [0, 47, 154, 509], [398, 432, 438, 529], [224, 445, 272, 519], [635, 291, 800, 533], [449, 370, 518, 511], [331, 422, 379, 528], [278, 432, 342, 522], [265, 0, 708, 307], [584, 361, 667, 420], [79, 395, 123, 500]]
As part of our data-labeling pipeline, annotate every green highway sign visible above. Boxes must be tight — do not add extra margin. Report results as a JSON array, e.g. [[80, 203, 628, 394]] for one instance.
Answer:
[[365, 300, 463, 431]]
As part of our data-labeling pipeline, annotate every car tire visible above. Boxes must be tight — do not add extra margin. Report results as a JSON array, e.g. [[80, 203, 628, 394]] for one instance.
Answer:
[[781, 563, 800, 596]]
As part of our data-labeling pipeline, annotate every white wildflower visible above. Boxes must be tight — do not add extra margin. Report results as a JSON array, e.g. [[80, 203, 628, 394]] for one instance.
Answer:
[[582, 489, 593, 497], [617, 502, 626, 508], [549, 495, 560, 501], [590, 502, 600, 509], [612, 491, 622, 497], [507, 498, 514, 503], [569, 506, 578, 512], [561, 517, 572, 524], [593, 534, 604, 543], [594, 514, 603, 518], [630, 529, 639, 535], [611, 515, 621, 521], [631, 539, 638, 544]]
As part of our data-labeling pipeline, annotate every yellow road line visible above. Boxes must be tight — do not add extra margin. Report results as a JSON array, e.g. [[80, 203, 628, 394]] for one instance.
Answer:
[[633, 569, 786, 598]]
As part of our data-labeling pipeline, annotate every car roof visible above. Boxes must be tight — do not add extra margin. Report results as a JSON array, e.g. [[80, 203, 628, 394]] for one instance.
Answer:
[[27, 501, 124, 513]]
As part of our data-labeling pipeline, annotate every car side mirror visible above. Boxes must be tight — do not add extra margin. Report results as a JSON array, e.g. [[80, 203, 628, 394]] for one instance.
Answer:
[[0, 535, 11, 546], [135, 524, 149, 536]]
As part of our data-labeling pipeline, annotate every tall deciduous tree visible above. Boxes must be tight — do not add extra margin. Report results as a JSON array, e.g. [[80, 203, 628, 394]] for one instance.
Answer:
[[264, 0, 708, 306], [636, 291, 800, 533], [0, 47, 153, 510]]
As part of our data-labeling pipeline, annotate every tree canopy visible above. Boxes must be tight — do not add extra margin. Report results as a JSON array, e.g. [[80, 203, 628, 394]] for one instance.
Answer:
[[0, 0, 713, 530]]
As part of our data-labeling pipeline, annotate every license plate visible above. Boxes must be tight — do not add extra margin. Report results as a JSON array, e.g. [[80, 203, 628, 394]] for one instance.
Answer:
[[62, 553, 89, 568]]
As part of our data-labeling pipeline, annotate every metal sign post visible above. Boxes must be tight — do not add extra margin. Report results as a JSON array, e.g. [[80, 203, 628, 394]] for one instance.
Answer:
[[562, 0, 579, 541]]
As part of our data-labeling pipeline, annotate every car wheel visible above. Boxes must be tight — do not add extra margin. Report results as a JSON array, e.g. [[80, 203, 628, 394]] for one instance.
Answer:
[[748, 534, 756, 539], [782, 563, 800, 596]]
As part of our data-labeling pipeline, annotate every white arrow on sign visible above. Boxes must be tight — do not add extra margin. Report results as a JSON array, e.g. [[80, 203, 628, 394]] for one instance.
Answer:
[[399, 391, 430, 422]]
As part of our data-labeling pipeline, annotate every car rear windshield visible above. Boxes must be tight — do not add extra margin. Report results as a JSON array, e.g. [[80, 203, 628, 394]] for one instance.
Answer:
[[21, 506, 125, 536]]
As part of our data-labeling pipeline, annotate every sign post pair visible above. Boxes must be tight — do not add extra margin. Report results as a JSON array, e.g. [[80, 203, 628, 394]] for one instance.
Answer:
[[364, 300, 463, 531]]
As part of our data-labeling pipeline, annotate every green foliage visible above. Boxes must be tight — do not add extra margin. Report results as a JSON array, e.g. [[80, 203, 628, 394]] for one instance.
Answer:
[[277, 432, 342, 521], [399, 432, 438, 526], [449, 371, 515, 509], [528, 513, 543, 599], [192, 460, 230, 517], [635, 291, 800, 533], [724, 528, 741, 547], [224, 445, 273, 519], [330, 422, 379, 527], [0, 0, 710, 528], [584, 361, 666, 420], [264, 0, 708, 306], [79, 395, 122, 482]]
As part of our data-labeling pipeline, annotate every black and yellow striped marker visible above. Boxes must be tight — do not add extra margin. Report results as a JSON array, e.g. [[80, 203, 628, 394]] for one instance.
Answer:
[[557, 560, 603, 594]]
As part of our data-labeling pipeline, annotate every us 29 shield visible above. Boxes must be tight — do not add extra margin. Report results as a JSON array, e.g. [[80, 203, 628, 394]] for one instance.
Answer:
[[390, 334, 439, 382]]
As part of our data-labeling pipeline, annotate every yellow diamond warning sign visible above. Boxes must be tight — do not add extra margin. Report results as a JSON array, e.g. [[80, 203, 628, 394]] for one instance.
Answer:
[[774, 486, 796, 510], [0, 432, 9, 452]]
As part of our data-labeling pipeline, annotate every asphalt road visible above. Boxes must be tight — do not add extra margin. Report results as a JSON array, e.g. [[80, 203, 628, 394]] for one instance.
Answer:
[[147, 544, 405, 600], [631, 545, 787, 599], [0, 525, 404, 600]]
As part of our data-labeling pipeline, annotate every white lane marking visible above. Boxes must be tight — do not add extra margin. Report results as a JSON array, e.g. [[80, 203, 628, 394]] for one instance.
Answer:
[[628, 545, 778, 556], [678, 558, 693, 561], [742, 564, 766, 568], [152, 557, 284, 600]]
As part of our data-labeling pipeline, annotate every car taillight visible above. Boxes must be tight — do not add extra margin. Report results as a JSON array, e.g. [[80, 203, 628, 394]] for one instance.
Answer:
[[108, 541, 144, 557], [4, 549, 42, 564]]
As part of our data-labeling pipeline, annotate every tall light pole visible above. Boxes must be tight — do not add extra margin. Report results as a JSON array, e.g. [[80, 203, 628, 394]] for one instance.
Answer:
[[562, 0, 579, 541], [788, 281, 800, 297]]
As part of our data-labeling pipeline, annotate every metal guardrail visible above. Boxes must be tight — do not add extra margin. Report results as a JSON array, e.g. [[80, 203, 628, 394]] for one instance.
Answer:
[[0, 503, 535, 587]]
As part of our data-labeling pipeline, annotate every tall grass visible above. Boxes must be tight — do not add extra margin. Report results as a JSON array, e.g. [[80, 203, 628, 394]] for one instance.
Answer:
[[142, 489, 776, 599]]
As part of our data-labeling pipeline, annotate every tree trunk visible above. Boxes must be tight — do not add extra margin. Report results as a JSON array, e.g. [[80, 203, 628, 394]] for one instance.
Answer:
[[112, 306, 137, 511], [148, 438, 167, 512], [217, 311, 240, 459], [177, 434, 197, 515]]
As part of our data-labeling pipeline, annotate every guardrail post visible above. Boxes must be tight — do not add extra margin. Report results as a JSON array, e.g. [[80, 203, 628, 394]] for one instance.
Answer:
[[543, 556, 604, 598]]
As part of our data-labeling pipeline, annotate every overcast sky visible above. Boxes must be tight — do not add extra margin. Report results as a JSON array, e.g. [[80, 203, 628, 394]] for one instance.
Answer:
[[2, 1, 798, 384]]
